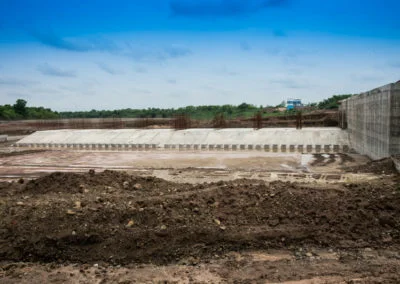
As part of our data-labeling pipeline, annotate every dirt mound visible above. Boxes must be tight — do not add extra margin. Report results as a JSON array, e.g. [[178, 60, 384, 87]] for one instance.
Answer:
[[343, 157, 398, 175], [0, 171, 399, 265], [23, 170, 192, 195]]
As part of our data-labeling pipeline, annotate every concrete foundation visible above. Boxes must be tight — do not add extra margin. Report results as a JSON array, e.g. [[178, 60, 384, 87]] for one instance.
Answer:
[[340, 81, 400, 160], [16, 128, 350, 153]]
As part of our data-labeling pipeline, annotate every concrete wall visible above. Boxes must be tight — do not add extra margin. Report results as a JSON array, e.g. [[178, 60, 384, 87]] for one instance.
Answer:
[[16, 128, 350, 153], [340, 81, 400, 160]]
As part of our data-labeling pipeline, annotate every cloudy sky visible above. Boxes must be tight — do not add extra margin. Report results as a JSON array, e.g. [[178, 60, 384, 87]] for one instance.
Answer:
[[0, 0, 399, 111]]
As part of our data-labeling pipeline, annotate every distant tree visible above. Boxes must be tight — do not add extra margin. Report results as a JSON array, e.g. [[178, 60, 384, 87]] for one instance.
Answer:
[[238, 103, 250, 111], [275, 100, 286, 108], [13, 99, 27, 118], [0, 105, 17, 120], [318, 94, 352, 109]]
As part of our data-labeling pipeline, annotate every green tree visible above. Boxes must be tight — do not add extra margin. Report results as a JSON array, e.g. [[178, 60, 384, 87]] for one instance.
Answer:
[[13, 99, 27, 118], [318, 94, 352, 109]]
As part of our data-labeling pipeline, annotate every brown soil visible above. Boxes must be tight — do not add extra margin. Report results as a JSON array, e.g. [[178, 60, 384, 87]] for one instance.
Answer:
[[1, 170, 400, 277], [343, 157, 398, 174]]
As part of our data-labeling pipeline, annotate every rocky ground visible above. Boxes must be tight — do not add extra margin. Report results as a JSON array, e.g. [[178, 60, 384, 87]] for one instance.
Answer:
[[0, 167, 399, 283]]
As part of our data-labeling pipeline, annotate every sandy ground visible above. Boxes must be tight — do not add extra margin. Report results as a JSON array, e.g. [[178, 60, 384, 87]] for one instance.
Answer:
[[0, 150, 373, 184]]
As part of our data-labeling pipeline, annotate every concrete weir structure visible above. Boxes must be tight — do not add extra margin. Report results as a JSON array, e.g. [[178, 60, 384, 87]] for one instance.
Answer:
[[16, 128, 350, 153], [340, 81, 400, 160]]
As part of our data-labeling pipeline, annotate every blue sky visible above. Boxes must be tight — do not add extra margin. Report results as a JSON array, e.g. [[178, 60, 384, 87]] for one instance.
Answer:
[[0, 0, 399, 111]]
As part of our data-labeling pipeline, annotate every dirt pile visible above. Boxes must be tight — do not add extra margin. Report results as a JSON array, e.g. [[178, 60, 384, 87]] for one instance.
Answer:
[[0, 170, 399, 265], [23, 170, 192, 195], [343, 157, 398, 175]]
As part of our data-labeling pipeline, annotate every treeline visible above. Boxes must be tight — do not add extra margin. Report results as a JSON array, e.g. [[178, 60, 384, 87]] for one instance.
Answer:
[[60, 103, 263, 120], [318, 94, 352, 109], [1, 94, 353, 121], [60, 94, 353, 119], [0, 99, 59, 120]]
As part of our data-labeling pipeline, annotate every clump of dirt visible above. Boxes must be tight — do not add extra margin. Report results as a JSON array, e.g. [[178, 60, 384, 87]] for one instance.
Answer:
[[0, 170, 399, 266], [343, 157, 398, 175], [338, 153, 355, 165]]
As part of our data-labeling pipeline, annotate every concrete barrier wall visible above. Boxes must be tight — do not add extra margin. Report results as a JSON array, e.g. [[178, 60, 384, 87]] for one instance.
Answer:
[[16, 128, 350, 153], [340, 81, 400, 160], [16, 142, 349, 153]]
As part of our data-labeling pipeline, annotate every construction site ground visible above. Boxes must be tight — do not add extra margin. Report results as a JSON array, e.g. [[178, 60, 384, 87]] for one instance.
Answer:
[[1, 139, 400, 283]]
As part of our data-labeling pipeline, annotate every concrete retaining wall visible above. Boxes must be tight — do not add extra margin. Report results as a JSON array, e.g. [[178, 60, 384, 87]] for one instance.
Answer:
[[340, 81, 400, 160], [16, 128, 350, 153]]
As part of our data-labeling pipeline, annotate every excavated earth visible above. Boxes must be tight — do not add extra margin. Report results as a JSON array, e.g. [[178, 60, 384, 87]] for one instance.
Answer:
[[1, 169, 400, 283]]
